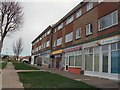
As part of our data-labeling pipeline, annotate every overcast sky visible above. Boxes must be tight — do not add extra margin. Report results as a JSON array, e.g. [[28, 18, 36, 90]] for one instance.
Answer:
[[1, 0, 82, 56]]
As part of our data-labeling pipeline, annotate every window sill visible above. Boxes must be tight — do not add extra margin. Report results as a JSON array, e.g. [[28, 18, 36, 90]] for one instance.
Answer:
[[98, 23, 118, 32], [68, 66, 81, 68], [75, 37, 81, 40], [86, 33, 93, 37]]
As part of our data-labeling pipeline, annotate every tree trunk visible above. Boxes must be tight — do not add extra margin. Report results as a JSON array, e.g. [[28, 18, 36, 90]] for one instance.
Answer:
[[0, 41, 3, 58]]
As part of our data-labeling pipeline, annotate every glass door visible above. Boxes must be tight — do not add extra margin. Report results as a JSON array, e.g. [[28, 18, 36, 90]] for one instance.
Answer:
[[102, 45, 109, 73]]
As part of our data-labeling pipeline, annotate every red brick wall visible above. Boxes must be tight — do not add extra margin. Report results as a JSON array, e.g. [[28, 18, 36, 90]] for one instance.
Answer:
[[68, 67, 81, 74]]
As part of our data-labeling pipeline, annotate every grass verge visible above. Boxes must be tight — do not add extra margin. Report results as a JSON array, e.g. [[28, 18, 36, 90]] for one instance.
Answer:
[[0, 62, 7, 69], [18, 71, 97, 89], [13, 62, 39, 70]]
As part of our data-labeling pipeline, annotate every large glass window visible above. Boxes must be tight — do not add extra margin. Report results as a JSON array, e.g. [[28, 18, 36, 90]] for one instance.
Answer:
[[111, 43, 120, 74], [94, 47, 100, 72], [65, 32, 73, 43], [69, 56, 74, 66], [102, 45, 109, 73], [57, 37, 62, 46], [99, 10, 118, 31], [102, 52, 108, 72], [85, 48, 93, 71], [75, 55, 82, 66]]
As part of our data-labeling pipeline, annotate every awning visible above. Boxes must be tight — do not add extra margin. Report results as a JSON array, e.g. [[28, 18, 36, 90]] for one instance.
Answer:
[[51, 50, 63, 55]]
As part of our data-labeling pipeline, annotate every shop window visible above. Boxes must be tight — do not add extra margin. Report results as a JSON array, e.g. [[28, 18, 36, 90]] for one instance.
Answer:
[[102, 45, 109, 73], [69, 56, 74, 66], [85, 48, 93, 71], [99, 10, 118, 31], [111, 43, 120, 74], [86, 23, 93, 35], [75, 55, 82, 66], [94, 47, 100, 72]]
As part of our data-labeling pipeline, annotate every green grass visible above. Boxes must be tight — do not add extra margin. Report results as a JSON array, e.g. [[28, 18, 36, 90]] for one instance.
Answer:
[[13, 62, 39, 70], [18, 71, 97, 89], [0, 62, 7, 69]]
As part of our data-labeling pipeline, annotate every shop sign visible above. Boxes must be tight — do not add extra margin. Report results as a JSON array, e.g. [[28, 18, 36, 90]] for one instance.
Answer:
[[39, 50, 51, 55], [99, 35, 119, 45], [64, 45, 82, 53], [83, 41, 97, 48], [52, 50, 63, 55]]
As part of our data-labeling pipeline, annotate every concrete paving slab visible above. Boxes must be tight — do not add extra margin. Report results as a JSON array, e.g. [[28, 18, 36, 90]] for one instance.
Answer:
[[2, 62, 24, 89]]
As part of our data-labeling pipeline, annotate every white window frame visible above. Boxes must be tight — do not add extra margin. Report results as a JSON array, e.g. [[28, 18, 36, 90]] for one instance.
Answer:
[[58, 23, 63, 30], [86, 23, 93, 35], [76, 28, 81, 39], [76, 9, 82, 18], [47, 30, 50, 35], [66, 16, 74, 25], [98, 10, 118, 31], [46, 41, 50, 47], [65, 32, 73, 43], [57, 37, 62, 46], [87, 1, 93, 11]]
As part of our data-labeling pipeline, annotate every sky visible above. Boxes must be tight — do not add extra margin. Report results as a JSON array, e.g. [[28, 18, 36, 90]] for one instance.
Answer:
[[1, 0, 82, 56]]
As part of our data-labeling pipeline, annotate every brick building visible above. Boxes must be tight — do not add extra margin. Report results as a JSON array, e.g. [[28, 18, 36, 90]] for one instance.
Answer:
[[31, 1, 120, 80]]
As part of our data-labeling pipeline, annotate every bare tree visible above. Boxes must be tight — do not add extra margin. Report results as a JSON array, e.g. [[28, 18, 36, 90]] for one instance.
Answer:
[[0, 1, 23, 55], [12, 38, 24, 60]]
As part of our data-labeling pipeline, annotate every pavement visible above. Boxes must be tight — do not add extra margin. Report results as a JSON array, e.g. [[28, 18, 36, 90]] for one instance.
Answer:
[[2, 62, 24, 90], [30, 64, 120, 90]]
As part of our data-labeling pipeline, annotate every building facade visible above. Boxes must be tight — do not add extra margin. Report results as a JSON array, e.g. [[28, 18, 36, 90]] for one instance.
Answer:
[[31, 1, 120, 80]]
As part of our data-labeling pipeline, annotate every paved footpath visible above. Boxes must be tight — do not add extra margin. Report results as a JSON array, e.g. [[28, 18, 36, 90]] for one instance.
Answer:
[[31, 64, 120, 90], [2, 62, 24, 90]]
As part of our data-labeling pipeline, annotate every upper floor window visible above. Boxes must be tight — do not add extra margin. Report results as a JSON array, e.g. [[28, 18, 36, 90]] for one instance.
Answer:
[[99, 10, 118, 31], [47, 30, 50, 35], [46, 41, 50, 47], [65, 32, 73, 43], [39, 45, 41, 50], [76, 9, 82, 18], [58, 23, 63, 30], [86, 23, 93, 35], [66, 16, 74, 25], [54, 28, 57, 33], [43, 43, 46, 49], [57, 37, 62, 46], [76, 28, 81, 39], [98, 0, 104, 3], [87, 1, 93, 11]]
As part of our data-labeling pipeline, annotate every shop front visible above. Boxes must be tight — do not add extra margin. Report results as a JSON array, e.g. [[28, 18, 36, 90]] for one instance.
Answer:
[[63, 45, 83, 74], [40, 50, 51, 68], [83, 35, 120, 80], [51, 50, 63, 69]]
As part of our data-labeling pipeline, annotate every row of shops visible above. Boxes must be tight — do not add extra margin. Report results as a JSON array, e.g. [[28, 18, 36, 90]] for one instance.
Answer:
[[31, 35, 120, 80]]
